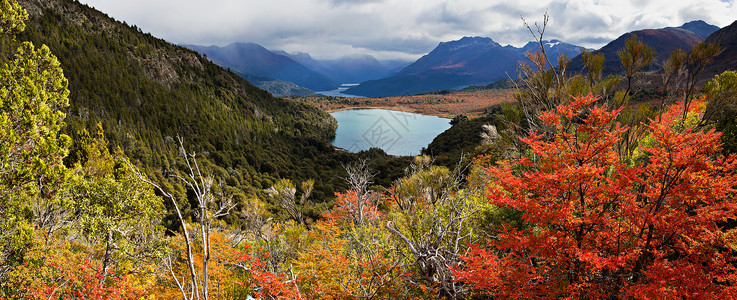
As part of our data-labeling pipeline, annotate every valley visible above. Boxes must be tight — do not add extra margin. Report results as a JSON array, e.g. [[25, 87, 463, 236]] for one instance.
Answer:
[[296, 88, 516, 118], [2, 0, 737, 298]]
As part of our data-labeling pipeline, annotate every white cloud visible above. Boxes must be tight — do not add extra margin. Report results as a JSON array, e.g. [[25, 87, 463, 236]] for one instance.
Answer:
[[79, 0, 737, 59]]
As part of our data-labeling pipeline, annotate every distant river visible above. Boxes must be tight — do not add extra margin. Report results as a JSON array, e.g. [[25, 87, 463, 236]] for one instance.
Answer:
[[316, 83, 366, 98], [330, 109, 451, 156]]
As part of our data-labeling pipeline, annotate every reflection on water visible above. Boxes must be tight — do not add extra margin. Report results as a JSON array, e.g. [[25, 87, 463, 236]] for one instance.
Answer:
[[330, 108, 451, 156]]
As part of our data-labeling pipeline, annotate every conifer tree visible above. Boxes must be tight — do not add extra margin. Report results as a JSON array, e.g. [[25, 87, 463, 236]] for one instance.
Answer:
[[0, 0, 70, 268]]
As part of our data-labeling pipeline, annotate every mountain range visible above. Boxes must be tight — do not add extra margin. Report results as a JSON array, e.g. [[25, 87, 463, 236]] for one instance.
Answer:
[[344, 37, 587, 97], [276, 51, 409, 84], [351, 20, 723, 97], [568, 20, 720, 75], [187, 19, 725, 99], [186, 43, 411, 96], [184, 42, 338, 92]]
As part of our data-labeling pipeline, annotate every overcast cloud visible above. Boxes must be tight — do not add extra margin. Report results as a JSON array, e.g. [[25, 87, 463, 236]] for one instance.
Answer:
[[80, 0, 737, 60]]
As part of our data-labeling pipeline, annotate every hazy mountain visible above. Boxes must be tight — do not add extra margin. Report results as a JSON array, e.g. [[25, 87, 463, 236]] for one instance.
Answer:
[[274, 51, 326, 71], [568, 21, 718, 75], [185, 42, 338, 91], [276, 51, 411, 85], [701, 20, 737, 80], [345, 36, 585, 97], [318, 54, 392, 84]]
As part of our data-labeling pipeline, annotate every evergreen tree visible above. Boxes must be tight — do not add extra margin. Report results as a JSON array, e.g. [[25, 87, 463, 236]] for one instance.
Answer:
[[0, 0, 70, 266]]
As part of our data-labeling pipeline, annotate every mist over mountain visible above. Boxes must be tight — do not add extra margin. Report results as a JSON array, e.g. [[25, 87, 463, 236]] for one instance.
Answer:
[[273, 51, 325, 71], [185, 42, 338, 92], [319, 54, 390, 84], [275, 51, 411, 85], [345, 36, 586, 97]]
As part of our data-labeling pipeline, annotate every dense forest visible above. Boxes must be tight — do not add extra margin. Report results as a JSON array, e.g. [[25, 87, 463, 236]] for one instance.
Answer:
[[0, 0, 425, 225], [2, 0, 737, 299]]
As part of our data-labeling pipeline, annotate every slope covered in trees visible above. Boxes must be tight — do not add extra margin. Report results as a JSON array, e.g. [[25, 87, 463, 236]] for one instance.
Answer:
[[0, 0, 349, 203], [2, 1, 737, 298]]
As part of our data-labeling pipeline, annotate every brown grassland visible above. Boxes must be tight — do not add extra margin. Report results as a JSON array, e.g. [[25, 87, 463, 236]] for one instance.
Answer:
[[293, 89, 516, 118]]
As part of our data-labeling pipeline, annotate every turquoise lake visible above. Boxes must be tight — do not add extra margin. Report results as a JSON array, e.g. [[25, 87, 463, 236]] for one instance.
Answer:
[[330, 109, 452, 156]]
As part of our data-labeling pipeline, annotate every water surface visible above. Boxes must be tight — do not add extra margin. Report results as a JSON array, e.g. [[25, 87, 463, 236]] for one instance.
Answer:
[[316, 83, 365, 98], [330, 109, 451, 156]]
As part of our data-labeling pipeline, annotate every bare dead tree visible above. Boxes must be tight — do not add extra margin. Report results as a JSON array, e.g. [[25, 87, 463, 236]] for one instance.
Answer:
[[340, 159, 378, 226], [127, 136, 235, 300], [514, 12, 573, 139], [265, 179, 313, 225], [236, 199, 299, 274]]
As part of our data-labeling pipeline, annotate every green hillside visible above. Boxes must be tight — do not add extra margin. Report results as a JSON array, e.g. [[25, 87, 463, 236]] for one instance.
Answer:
[[1, 0, 345, 207]]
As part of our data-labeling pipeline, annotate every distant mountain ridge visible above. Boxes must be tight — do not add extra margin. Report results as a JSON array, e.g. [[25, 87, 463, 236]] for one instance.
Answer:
[[345, 36, 587, 97], [319, 54, 392, 84], [677, 20, 720, 39], [185, 42, 338, 92], [568, 20, 719, 75], [276, 51, 409, 85], [702, 20, 737, 80]]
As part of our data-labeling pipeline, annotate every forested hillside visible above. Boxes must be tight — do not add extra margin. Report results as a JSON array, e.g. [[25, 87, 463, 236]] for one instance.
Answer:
[[1, 0, 346, 203], [2, 0, 737, 298]]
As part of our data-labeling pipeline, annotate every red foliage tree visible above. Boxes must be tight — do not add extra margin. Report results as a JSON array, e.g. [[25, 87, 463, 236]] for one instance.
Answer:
[[322, 190, 382, 225], [453, 95, 737, 299]]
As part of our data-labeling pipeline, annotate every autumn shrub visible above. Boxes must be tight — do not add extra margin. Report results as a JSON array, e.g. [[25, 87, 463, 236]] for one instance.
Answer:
[[453, 94, 737, 299]]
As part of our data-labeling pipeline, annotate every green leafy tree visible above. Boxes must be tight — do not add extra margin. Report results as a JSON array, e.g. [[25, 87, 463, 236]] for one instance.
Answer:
[[67, 125, 165, 285], [579, 49, 621, 99], [384, 156, 485, 298], [0, 0, 70, 267], [0, 0, 26, 36], [701, 71, 737, 153]]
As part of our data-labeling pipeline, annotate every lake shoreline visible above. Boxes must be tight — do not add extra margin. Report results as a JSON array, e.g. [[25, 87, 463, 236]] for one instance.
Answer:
[[326, 105, 455, 119], [330, 108, 451, 156], [293, 88, 516, 119]]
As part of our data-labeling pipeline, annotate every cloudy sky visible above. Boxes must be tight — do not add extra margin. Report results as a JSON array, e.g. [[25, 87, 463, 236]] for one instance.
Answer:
[[79, 0, 736, 61]]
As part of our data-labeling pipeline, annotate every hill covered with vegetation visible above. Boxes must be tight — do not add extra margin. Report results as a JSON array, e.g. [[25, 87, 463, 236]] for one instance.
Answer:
[[0, 0, 354, 205], [2, 1, 737, 298]]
